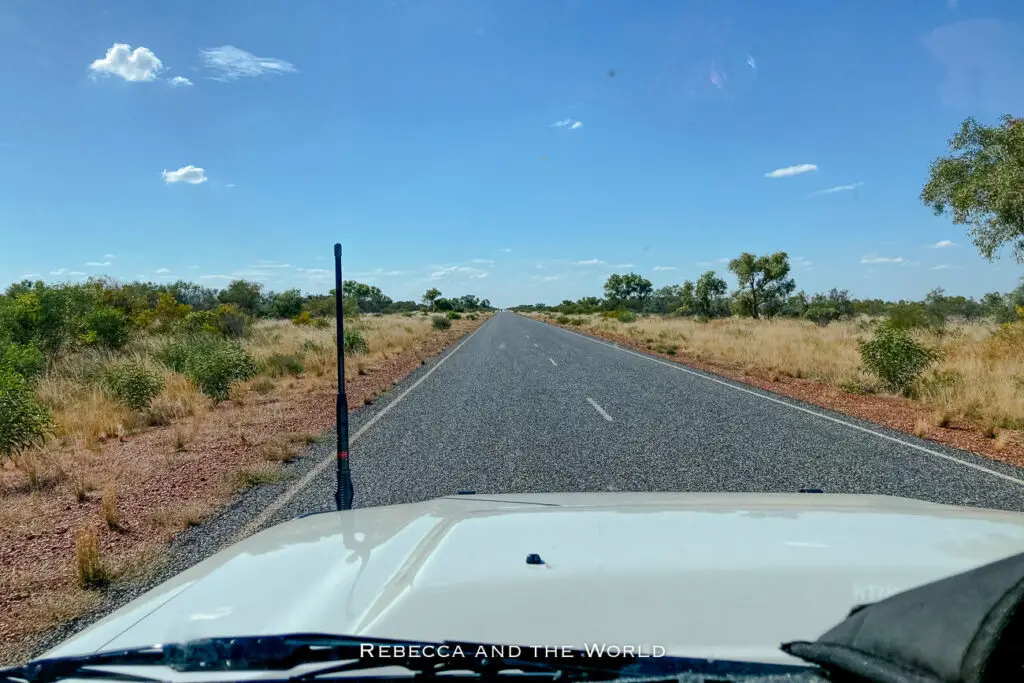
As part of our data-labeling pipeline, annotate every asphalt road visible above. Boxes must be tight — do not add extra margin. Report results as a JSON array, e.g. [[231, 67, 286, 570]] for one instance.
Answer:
[[265, 310, 1024, 524]]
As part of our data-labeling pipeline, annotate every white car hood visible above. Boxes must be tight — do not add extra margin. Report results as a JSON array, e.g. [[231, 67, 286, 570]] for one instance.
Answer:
[[44, 492, 1024, 666]]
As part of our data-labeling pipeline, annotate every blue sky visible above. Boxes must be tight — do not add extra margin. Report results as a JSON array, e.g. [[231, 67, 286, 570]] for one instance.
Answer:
[[1, 0, 1023, 308]]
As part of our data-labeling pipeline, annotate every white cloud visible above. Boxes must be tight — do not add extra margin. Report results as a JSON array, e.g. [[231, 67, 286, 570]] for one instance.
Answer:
[[297, 268, 330, 274], [188, 265, 199, 269], [225, 183, 236, 188], [250, 260, 291, 269], [429, 265, 489, 280], [552, 118, 583, 129], [199, 274, 233, 280], [765, 164, 818, 178], [50, 268, 68, 275], [814, 181, 863, 195], [652, 266, 676, 271], [69, 271, 86, 276], [471, 259, 496, 265], [200, 46, 297, 81], [696, 261, 712, 267], [89, 43, 163, 82], [500, 247, 512, 253], [532, 274, 565, 282], [931, 264, 962, 270], [155, 267, 171, 274], [573, 259, 606, 265], [103, 253, 116, 259], [792, 256, 815, 269], [860, 256, 905, 264], [928, 240, 957, 248], [168, 76, 193, 87], [85, 260, 111, 267], [747, 54, 757, 70], [19, 273, 39, 279], [715, 257, 730, 263], [162, 165, 208, 184], [612, 263, 635, 268]]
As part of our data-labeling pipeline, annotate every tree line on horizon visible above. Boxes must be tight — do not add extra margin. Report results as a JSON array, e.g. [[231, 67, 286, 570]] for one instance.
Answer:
[[510, 251, 1024, 327]]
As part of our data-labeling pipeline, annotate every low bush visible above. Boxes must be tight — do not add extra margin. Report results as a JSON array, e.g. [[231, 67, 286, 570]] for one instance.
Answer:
[[566, 317, 584, 326], [343, 328, 369, 354], [467, 313, 478, 320], [617, 311, 637, 323], [555, 315, 571, 324], [0, 341, 46, 381], [84, 307, 132, 350], [858, 322, 941, 395], [155, 335, 258, 402], [264, 353, 305, 377], [446, 311, 462, 320], [0, 366, 52, 458], [102, 360, 165, 411], [292, 311, 314, 326], [432, 316, 452, 330]]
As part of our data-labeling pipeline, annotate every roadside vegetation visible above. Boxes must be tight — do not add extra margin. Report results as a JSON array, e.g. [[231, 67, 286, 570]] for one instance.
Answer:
[[0, 276, 491, 662]]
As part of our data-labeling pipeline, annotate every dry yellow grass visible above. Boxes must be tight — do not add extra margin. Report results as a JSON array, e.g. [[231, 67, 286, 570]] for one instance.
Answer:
[[547, 314, 1024, 429]]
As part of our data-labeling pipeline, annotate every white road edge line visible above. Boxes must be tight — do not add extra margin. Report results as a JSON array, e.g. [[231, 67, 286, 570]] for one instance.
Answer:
[[586, 397, 614, 422], [549, 358, 558, 367], [238, 318, 493, 539], [535, 317, 1024, 487]]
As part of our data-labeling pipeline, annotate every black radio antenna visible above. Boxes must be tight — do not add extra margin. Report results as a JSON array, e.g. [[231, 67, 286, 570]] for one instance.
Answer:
[[334, 243, 354, 511]]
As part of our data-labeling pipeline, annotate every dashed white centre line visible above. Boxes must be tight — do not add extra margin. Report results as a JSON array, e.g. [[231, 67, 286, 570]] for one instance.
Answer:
[[586, 397, 614, 422], [549, 358, 558, 366], [533, 343, 540, 348]]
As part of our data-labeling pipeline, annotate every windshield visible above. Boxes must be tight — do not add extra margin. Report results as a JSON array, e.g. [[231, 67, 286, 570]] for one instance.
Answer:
[[2, 0, 1024, 673]]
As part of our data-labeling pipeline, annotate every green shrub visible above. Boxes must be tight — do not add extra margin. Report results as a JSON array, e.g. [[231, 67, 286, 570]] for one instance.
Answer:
[[555, 315, 571, 324], [298, 339, 325, 355], [0, 366, 52, 458], [858, 323, 942, 395], [0, 341, 46, 381], [467, 313, 478, 320], [567, 317, 584, 326], [264, 353, 305, 377], [886, 302, 945, 333], [102, 361, 165, 411], [432, 316, 452, 330], [343, 328, 369, 354], [292, 311, 314, 326], [181, 305, 248, 337], [85, 307, 132, 350], [446, 311, 462, 320], [156, 335, 258, 402], [617, 311, 636, 323]]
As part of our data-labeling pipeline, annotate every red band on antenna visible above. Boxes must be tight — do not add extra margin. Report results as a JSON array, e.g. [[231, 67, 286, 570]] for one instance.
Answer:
[[338, 451, 349, 460]]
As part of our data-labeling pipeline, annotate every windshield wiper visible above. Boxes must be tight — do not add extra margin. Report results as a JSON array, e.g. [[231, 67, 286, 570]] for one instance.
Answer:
[[2, 633, 821, 683]]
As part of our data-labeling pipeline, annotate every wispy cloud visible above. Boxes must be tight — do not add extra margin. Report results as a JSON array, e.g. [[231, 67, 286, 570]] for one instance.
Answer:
[[249, 260, 291, 269], [928, 240, 957, 248], [612, 263, 635, 268], [860, 255, 905, 264], [103, 253, 116, 259], [85, 261, 111, 267], [814, 181, 863, 195], [746, 54, 757, 70], [199, 274, 233, 280], [69, 271, 86, 276], [471, 259, 496, 265], [652, 266, 676, 271], [532, 274, 565, 282], [695, 261, 712, 267], [200, 46, 297, 81], [792, 256, 814, 269], [552, 118, 583, 130], [162, 165, 207, 184], [429, 266, 489, 280], [573, 259, 605, 265], [765, 164, 817, 178], [931, 264, 962, 270], [500, 247, 512, 253], [89, 43, 163, 82], [19, 274, 39, 279], [155, 268, 171, 274], [297, 268, 330, 275], [50, 268, 68, 276], [168, 76, 192, 87]]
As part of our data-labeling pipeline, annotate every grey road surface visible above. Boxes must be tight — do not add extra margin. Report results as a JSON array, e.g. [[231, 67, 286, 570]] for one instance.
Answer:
[[266, 310, 1024, 524], [28, 310, 1024, 658]]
